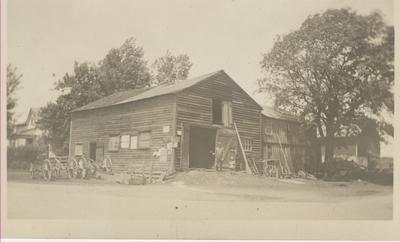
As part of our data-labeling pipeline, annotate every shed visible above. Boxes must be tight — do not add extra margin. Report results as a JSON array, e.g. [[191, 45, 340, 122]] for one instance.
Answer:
[[261, 106, 306, 172]]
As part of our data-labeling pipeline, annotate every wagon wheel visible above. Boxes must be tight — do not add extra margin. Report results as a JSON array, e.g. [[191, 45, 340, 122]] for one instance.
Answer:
[[43, 169, 49, 180]]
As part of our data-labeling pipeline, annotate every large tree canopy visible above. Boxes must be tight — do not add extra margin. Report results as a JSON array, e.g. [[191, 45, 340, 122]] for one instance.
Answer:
[[7, 64, 22, 139], [258, 9, 394, 162], [98, 38, 152, 95], [152, 50, 192, 85]]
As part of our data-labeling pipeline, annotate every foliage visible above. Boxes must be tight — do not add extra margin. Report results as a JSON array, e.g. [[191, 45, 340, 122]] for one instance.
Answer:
[[7, 64, 22, 139], [7, 142, 48, 169], [258, 9, 394, 162], [38, 38, 190, 153], [152, 50, 192, 85], [38, 94, 75, 154], [98, 38, 152, 95], [56, 62, 102, 107]]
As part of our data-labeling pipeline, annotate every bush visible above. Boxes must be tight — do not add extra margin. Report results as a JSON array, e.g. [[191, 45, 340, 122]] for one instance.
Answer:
[[7, 144, 48, 169]]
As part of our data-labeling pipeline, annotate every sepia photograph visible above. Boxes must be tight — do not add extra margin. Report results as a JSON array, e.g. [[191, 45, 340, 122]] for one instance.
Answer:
[[2, 0, 399, 240]]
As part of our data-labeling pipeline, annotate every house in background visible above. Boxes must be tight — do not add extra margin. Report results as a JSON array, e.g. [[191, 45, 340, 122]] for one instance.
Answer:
[[10, 107, 43, 147], [261, 106, 306, 172], [69, 70, 264, 175], [319, 122, 380, 169]]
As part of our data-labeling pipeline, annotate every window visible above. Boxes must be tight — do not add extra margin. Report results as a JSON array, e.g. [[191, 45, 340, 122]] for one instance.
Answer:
[[120, 135, 130, 148], [130, 135, 138, 149], [265, 120, 273, 135], [108, 136, 120, 151], [243, 138, 253, 151], [138, 131, 151, 148], [75, 143, 83, 156], [212, 99, 222, 124]]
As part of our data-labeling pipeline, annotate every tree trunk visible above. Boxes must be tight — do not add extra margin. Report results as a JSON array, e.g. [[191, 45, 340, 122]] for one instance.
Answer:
[[324, 126, 335, 164]]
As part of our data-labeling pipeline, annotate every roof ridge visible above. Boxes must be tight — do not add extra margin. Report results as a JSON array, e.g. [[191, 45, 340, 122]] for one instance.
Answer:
[[261, 105, 299, 122], [71, 70, 224, 112]]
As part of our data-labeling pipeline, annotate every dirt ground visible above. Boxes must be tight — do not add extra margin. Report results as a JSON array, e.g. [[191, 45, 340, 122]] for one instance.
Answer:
[[7, 169, 393, 220]]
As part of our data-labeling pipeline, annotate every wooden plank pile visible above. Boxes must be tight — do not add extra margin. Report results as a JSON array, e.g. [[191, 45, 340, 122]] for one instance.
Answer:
[[234, 122, 296, 179]]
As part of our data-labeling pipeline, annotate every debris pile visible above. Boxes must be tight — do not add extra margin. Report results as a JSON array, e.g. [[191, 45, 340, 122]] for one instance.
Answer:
[[322, 158, 366, 181], [297, 170, 317, 180]]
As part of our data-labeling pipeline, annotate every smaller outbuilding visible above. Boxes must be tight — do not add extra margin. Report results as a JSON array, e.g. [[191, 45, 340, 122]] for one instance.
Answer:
[[10, 108, 42, 147], [261, 106, 306, 172]]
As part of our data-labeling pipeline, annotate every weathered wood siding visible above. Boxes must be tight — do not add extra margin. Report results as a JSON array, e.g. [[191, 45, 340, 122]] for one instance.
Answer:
[[175, 72, 262, 170], [70, 95, 175, 173], [261, 115, 306, 172]]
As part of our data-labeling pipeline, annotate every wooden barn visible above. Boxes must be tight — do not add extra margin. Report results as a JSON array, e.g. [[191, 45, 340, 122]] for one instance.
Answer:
[[69, 70, 264, 175], [261, 106, 306, 172]]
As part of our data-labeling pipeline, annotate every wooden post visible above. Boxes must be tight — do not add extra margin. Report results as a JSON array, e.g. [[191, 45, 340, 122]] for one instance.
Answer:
[[149, 158, 154, 183], [234, 122, 252, 174]]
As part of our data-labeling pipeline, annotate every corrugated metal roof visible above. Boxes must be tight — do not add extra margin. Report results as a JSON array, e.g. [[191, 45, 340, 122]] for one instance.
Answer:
[[262, 106, 299, 122], [72, 70, 224, 112]]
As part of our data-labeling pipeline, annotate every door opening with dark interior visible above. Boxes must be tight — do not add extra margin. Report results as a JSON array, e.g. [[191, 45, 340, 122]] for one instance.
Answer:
[[189, 126, 216, 168], [89, 142, 96, 161]]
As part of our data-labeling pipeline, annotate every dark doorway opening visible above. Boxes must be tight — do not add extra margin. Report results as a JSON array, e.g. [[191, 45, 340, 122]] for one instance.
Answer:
[[212, 99, 222, 124], [189, 126, 216, 168], [96, 145, 104, 162], [89, 142, 96, 161]]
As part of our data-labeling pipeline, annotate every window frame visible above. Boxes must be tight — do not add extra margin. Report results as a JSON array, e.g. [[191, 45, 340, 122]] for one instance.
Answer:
[[130, 135, 138, 149], [108, 135, 120, 152], [222, 101, 233, 127], [120, 135, 130, 149], [75, 143, 83, 156], [243, 138, 253, 152]]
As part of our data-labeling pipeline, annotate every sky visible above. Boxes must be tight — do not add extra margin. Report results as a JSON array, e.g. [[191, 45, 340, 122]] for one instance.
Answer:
[[7, 0, 394, 154]]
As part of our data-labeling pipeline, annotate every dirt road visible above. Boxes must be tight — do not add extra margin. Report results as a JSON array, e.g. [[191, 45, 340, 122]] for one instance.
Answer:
[[7, 170, 393, 220]]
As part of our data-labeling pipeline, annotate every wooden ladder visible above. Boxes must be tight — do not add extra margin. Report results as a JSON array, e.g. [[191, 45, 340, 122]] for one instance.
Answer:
[[234, 122, 252, 174], [274, 131, 291, 175]]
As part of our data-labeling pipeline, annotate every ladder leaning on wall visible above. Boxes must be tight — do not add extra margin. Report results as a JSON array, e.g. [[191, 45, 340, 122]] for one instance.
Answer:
[[274, 131, 292, 176]]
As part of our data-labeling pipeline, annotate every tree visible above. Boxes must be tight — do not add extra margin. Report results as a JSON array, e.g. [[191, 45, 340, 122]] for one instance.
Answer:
[[55, 61, 102, 107], [7, 64, 22, 139], [39, 62, 99, 154], [152, 50, 192, 85], [258, 9, 394, 163], [98, 37, 152, 95], [38, 38, 153, 153]]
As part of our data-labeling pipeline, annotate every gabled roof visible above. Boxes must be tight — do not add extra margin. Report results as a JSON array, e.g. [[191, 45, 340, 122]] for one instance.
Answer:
[[72, 70, 262, 112], [16, 107, 40, 126], [72, 87, 152, 112], [261, 106, 299, 122]]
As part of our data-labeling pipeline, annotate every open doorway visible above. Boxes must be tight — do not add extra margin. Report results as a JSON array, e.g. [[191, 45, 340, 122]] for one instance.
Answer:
[[189, 126, 216, 168], [89, 142, 96, 161]]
